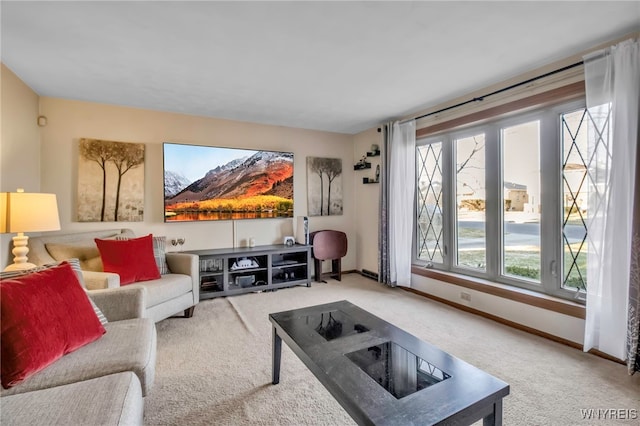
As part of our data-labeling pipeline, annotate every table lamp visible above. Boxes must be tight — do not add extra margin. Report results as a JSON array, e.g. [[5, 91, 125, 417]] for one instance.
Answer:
[[1, 189, 61, 271]]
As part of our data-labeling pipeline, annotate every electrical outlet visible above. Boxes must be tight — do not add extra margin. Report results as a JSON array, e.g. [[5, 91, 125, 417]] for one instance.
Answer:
[[460, 292, 471, 302]]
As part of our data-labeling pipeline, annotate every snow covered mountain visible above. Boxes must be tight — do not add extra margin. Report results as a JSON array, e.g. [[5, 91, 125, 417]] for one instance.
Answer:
[[164, 170, 192, 199]]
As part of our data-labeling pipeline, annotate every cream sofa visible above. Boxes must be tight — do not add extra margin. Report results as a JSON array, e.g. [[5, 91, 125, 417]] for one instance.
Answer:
[[1, 284, 155, 426], [28, 229, 199, 322]]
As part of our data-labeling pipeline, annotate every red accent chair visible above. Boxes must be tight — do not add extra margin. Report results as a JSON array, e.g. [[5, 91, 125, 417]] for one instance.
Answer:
[[309, 230, 348, 282]]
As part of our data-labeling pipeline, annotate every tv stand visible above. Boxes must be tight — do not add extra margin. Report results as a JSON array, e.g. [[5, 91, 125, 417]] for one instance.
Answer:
[[185, 244, 311, 299]]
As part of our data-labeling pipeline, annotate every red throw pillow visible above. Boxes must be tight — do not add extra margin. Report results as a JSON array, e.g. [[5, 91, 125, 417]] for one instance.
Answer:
[[1, 262, 106, 388], [95, 234, 161, 285]]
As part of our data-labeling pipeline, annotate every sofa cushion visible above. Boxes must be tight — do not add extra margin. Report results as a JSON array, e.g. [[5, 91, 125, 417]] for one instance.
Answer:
[[117, 235, 170, 275], [152, 236, 170, 275], [0, 257, 85, 283], [0, 262, 106, 388], [0, 259, 108, 325], [0, 372, 143, 426], [45, 243, 103, 271], [0, 318, 156, 397], [49, 258, 108, 325], [96, 234, 161, 285]]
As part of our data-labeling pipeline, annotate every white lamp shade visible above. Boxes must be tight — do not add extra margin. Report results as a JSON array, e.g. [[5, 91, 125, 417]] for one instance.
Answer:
[[0, 192, 61, 234]]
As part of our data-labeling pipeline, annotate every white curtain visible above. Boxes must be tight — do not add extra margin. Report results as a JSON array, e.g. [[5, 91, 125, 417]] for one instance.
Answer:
[[389, 120, 416, 287], [583, 39, 640, 360]]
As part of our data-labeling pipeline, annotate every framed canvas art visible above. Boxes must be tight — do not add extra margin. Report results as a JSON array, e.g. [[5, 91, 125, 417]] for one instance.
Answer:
[[77, 138, 145, 222], [307, 157, 343, 216]]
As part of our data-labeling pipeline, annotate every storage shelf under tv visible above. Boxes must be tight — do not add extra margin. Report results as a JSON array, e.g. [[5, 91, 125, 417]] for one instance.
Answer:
[[185, 244, 312, 299]]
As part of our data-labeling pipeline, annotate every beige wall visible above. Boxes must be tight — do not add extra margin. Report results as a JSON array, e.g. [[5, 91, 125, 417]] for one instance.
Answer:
[[352, 127, 382, 275], [1, 65, 41, 192], [412, 275, 586, 344], [1, 64, 41, 266], [2, 93, 359, 271]]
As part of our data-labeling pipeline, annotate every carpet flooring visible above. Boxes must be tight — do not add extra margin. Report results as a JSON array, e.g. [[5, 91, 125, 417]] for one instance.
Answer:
[[145, 274, 639, 425]]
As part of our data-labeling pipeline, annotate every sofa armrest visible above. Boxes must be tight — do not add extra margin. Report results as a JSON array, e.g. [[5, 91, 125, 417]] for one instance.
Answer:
[[83, 270, 121, 290], [88, 286, 146, 321], [167, 252, 200, 284], [165, 253, 197, 276]]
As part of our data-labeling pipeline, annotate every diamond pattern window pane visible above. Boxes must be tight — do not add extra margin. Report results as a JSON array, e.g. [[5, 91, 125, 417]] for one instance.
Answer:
[[416, 143, 444, 263], [561, 109, 590, 290]]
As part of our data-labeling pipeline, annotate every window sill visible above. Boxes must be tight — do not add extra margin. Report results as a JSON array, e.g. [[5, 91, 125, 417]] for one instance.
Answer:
[[411, 266, 585, 319]]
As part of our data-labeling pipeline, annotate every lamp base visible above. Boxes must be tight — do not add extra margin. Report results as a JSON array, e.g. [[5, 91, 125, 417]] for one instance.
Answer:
[[4, 262, 37, 272], [4, 233, 37, 272]]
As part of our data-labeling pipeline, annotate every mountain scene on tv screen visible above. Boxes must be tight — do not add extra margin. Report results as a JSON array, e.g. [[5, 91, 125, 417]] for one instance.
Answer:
[[164, 150, 293, 221]]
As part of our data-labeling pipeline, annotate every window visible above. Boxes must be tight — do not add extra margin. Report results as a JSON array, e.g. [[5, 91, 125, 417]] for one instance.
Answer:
[[455, 133, 486, 271], [501, 121, 541, 282], [561, 109, 590, 291], [415, 99, 589, 300], [417, 142, 444, 264]]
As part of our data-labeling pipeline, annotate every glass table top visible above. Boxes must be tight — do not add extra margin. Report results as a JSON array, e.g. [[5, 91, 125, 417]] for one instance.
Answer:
[[302, 309, 451, 399], [346, 341, 451, 399], [304, 309, 369, 341]]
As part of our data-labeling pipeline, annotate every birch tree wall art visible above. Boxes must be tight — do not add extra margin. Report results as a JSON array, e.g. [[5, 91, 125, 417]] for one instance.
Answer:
[[77, 138, 145, 222], [307, 157, 343, 216]]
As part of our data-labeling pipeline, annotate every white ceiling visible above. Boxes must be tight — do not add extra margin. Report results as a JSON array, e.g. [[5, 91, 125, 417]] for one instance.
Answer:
[[2, 1, 639, 134]]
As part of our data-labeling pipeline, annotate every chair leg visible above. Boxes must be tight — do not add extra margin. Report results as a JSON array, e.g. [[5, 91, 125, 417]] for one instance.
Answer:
[[332, 259, 342, 281], [314, 259, 322, 282], [184, 306, 195, 318]]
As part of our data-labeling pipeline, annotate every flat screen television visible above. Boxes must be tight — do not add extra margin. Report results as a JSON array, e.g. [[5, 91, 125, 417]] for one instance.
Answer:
[[163, 142, 294, 222]]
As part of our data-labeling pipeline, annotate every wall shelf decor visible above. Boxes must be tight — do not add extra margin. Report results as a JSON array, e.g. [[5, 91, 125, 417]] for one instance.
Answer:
[[360, 164, 380, 184], [354, 162, 372, 170], [357, 146, 380, 182], [354, 153, 372, 170]]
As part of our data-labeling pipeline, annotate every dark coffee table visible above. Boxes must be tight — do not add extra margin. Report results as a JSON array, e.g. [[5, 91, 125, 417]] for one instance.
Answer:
[[270, 300, 509, 425]]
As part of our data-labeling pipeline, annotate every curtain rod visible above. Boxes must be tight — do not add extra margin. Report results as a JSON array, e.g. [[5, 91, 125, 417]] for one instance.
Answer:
[[401, 60, 584, 124]]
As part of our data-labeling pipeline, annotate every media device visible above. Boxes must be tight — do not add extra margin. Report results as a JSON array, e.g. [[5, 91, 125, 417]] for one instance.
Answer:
[[230, 258, 260, 270], [283, 236, 295, 246], [235, 275, 255, 288], [163, 142, 294, 222], [296, 216, 309, 245]]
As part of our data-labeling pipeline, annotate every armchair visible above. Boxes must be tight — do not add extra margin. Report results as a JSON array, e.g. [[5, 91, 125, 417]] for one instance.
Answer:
[[1, 262, 157, 425]]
